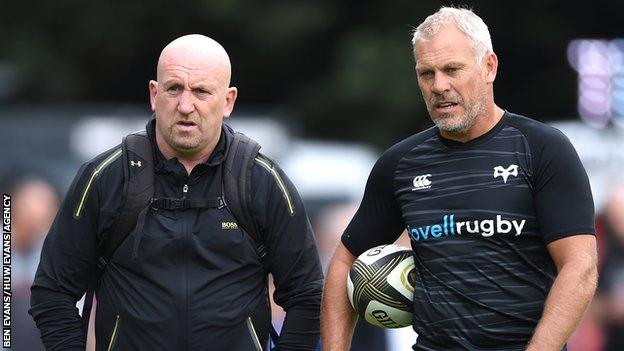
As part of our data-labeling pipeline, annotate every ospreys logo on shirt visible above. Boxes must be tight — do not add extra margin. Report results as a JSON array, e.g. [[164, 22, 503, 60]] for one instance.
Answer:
[[407, 214, 526, 241], [493, 164, 519, 183]]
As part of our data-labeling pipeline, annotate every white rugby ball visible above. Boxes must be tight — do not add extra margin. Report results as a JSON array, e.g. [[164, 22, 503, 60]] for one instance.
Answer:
[[347, 244, 415, 328]]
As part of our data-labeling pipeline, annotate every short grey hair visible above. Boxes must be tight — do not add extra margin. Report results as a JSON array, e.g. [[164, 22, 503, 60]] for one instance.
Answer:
[[411, 7, 493, 64]]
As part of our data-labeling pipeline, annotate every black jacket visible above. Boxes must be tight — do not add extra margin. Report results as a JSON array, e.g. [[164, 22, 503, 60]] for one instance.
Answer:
[[30, 119, 323, 350]]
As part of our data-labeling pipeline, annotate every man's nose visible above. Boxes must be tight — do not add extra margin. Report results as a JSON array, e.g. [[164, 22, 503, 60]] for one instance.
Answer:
[[177, 90, 195, 115], [431, 74, 451, 94]]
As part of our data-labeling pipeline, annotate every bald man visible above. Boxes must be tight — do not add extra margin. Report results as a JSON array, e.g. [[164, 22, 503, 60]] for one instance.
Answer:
[[30, 35, 323, 351]]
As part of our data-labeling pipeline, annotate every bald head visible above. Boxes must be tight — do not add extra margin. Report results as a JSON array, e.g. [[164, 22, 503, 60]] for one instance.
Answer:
[[149, 34, 238, 166], [157, 34, 232, 86]]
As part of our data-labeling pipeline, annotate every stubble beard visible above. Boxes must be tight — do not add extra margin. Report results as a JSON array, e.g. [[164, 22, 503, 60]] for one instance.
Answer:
[[163, 124, 204, 153], [428, 90, 486, 136]]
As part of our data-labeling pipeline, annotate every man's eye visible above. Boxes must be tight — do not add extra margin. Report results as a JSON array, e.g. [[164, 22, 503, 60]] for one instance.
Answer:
[[445, 67, 459, 74], [193, 89, 211, 98], [419, 71, 433, 78], [167, 85, 181, 93]]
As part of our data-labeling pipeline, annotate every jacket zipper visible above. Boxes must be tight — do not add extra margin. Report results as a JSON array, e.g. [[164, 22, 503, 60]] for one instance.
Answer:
[[107, 314, 121, 351], [246, 317, 263, 351], [182, 182, 190, 351], [254, 157, 295, 216]]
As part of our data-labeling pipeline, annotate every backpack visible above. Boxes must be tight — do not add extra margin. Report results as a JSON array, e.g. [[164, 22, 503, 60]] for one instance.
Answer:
[[82, 127, 279, 347]]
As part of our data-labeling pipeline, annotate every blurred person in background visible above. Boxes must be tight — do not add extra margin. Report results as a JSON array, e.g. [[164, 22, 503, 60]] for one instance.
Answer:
[[322, 6, 597, 351], [315, 203, 359, 273], [315, 203, 388, 350], [592, 184, 624, 351], [3, 175, 59, 351], [29, 34, 323, 350]]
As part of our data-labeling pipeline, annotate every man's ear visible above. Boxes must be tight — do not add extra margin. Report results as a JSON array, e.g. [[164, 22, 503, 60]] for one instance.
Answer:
[[149, 80, 158, 112], [222, 87, 238, 118], [483, 52, 498, 84]]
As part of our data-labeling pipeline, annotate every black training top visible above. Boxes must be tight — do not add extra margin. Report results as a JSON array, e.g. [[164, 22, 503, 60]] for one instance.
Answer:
[[342, 111, 595, 350]]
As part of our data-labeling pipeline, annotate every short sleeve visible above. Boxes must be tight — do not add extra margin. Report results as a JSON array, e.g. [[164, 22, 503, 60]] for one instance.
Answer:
[[341, 148, 406, 256], [533, 129, 595, 243]]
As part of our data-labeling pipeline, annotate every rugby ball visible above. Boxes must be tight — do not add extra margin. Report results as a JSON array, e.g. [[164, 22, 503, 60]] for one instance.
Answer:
[[347, 244, 415, 328]]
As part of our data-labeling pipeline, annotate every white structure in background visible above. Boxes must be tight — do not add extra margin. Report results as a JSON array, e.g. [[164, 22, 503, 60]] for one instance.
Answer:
[[225, 118, 291, 160], [280, 140, 377, 203], [551, 121, 624, 210], [70, 116, 148, 161]]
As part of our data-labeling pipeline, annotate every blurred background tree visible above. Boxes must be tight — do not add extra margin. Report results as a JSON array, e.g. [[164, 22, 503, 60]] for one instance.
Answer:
[[1, 0, 622, 147]]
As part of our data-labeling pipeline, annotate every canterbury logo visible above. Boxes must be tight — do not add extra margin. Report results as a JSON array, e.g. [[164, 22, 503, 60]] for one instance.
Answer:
[[130, 160, 142, 167], [221, 221, 238, 230], [493, 164, 519, 183], [412, 174, 432, 191]]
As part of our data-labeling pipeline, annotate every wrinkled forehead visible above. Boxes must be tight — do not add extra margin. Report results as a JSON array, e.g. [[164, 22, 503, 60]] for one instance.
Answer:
[[159, 66, 227, 89]]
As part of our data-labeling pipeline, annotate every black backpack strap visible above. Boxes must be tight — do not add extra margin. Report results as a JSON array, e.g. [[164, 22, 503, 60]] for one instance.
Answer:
[[222, 130, 281, 347], [97, 131, 154, 270], [83, 131, 154, 331], [222, 131, 264, 255]]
